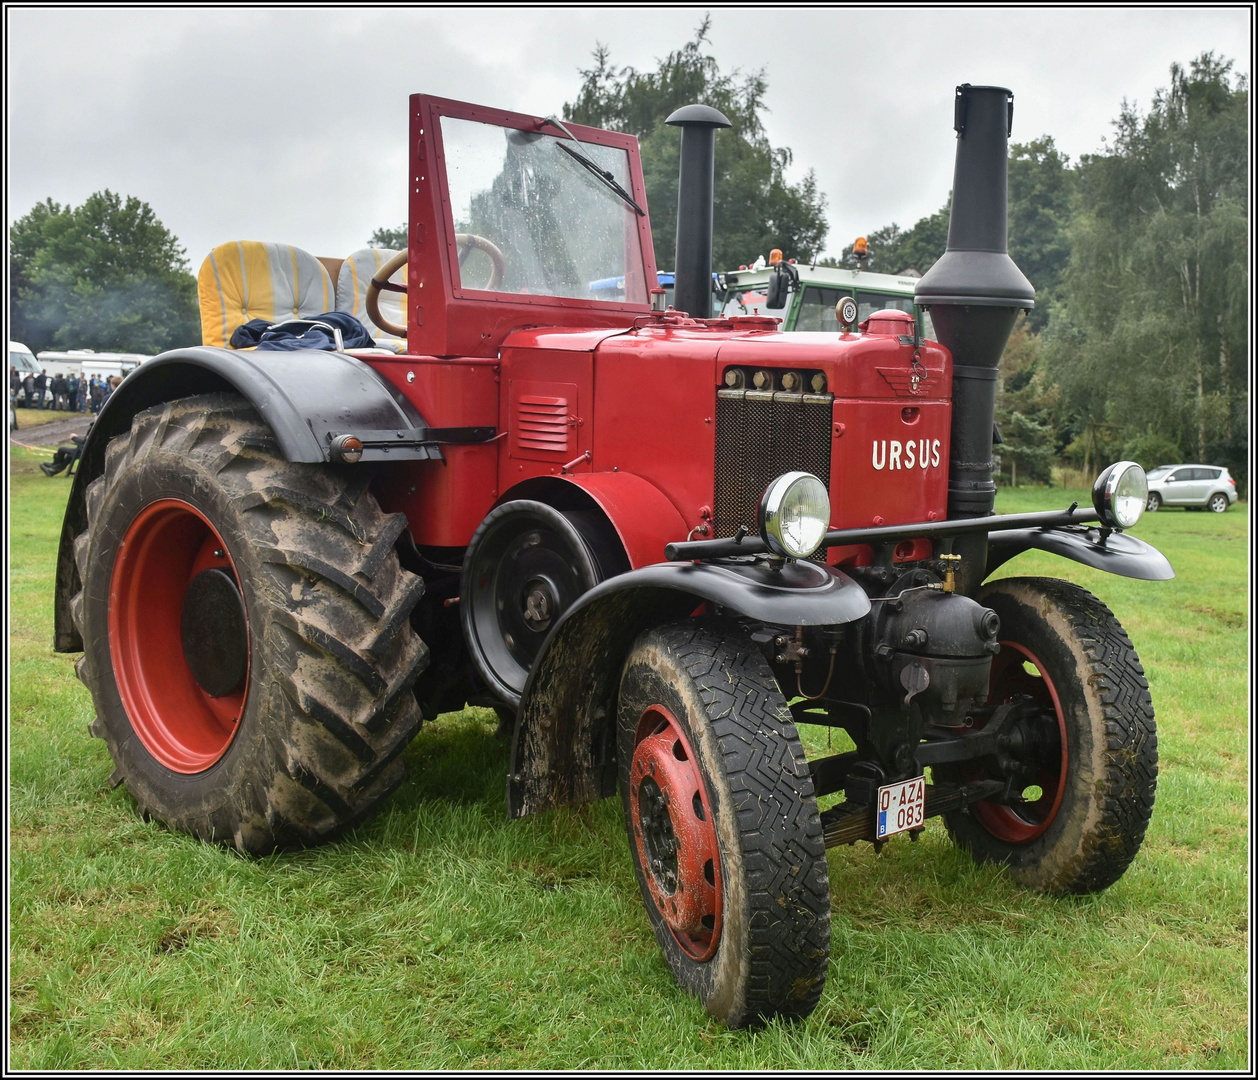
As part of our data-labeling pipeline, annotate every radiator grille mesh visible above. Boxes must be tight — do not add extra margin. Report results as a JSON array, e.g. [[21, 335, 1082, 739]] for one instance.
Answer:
[[714, 389, 833, 554]]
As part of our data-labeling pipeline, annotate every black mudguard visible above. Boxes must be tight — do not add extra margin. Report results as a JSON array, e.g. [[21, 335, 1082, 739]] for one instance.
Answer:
[[508, 559, 872, 818], [985, 526, 1175, 582], [53, 346, 434, 652]]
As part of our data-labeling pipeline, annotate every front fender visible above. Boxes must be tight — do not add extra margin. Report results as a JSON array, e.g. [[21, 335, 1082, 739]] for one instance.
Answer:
[[985, 526, 1174, 582], [508, 559, 871, 818], [54, 346, 431, 652], [497, 470, 688, 569], [558, 471, 689, 569]]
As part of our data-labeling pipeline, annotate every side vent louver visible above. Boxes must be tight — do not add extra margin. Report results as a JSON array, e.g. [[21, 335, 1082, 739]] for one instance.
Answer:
[[515, 394, 570, 455]]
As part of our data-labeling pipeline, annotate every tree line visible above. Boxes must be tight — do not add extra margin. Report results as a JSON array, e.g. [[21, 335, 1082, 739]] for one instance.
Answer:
[[832, 55, 1247, 491], [10, 191, 200, 355], [562, 30, 1248, 491], [9, 32, 1246, 493]]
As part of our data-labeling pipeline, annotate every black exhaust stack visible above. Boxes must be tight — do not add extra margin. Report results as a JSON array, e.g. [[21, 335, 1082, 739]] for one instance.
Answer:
[[915, 84, 1035, 593], [666, 104, 732, 319]]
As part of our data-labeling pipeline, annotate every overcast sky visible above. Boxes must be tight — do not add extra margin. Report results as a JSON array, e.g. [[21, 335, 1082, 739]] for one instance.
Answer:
[[6, 6, 1251, 274]]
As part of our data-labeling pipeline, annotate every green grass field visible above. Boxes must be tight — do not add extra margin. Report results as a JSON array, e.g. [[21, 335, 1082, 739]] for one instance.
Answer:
[[8, 450, 1250, 1069]]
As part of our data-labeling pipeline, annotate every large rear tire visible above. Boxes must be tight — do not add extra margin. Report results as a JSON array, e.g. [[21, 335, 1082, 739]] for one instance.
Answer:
[[72, 393, 429, 854], [617, 621, 830, 1028], [942, 577, 1157, 894]]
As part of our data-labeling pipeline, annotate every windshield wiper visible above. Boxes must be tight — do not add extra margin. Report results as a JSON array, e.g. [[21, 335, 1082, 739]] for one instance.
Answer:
[[540, 116, 646, 216]]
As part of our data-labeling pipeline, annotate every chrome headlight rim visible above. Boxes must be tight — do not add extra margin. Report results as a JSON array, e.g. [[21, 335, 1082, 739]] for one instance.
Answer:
[[758, 471, 831, 559], [1092, 460, 1148, 529]]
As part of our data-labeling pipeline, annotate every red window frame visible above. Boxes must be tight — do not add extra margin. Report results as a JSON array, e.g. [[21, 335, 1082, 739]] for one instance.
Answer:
[[422, 94, 659, 314]]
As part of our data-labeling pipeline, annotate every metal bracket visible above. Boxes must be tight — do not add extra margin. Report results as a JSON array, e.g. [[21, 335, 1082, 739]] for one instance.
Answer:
[[326, 426, 497, 451]]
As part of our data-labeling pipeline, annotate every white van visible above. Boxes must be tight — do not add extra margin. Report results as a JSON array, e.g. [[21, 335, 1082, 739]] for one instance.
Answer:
[[10, 340, 40, 376], [10, 340, 42, 415]]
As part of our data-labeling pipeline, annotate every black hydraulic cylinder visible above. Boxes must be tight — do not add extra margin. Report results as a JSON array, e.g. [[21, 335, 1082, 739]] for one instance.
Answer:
[[666, 104, 731, 319], [915, 84, 1036, 593]]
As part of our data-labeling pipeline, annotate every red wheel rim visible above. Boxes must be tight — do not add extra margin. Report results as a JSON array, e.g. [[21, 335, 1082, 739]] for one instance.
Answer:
[[970, 640, 1068, 843], [108, 498, 250, 773], [628, 705, 723, 961]]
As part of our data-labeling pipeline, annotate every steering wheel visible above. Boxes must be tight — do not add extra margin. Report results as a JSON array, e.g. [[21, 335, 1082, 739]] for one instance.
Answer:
[[454, 233, 506, 291], [365, 234, 507, 339]]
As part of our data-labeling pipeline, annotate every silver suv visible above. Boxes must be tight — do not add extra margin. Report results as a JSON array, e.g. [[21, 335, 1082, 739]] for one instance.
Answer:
[[1145, 465, 1238, 513]]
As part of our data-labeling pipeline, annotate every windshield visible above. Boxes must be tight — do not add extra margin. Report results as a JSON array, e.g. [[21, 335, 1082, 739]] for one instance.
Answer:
[[439, 116, 648, 304], [791, 285, 933, 337], [720, 282, 775, 317], [10, 349, 40, 374], [1146, 467, 1172, 479]]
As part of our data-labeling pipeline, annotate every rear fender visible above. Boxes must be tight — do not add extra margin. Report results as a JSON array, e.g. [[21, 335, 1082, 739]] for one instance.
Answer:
[[985, 526, 1174, 582], [508, 559, 871, 818], [54, 346, 432, 651]]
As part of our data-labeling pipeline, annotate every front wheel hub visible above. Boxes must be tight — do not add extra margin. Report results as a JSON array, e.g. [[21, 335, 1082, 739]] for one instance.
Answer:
[[629, 705, 722, 960], [971, 641, 1067, 842], [521, 578, 555, 632]]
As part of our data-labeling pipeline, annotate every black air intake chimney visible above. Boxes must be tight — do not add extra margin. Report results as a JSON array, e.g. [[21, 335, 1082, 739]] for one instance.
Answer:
[[915, 84, 1035, 593], [666, 104, 731, 319]]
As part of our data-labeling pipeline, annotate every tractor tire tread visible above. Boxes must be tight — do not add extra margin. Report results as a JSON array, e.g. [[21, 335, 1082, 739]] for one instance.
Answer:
[[260, 547, 387, 618], [948, 577, 1156, 894], [71, 392, 428, 855], [628, 620, 830, 1026]]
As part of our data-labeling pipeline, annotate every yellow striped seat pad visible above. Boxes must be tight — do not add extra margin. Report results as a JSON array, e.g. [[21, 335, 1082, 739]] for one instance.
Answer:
[[197, 241, 334, 348], [336, 247, 407, 351]]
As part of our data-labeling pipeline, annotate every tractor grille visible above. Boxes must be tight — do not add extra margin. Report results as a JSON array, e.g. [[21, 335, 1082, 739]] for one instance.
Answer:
[[714, 389, 834, 551]]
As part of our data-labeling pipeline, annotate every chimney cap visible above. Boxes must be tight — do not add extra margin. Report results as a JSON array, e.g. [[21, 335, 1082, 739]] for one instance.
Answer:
[[665, 104, 732, 129]]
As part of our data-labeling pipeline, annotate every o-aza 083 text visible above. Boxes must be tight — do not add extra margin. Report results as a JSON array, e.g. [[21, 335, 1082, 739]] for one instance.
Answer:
[[876, 776, 925, 839]]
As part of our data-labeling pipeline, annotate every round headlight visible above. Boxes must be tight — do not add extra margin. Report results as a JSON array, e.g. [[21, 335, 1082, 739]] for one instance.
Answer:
[[1092, 461, 1148, 529], [759, 472, 831, 558]]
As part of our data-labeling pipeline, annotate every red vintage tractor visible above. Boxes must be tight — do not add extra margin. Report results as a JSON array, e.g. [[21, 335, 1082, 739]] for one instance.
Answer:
[[54, 84, 1169, 1027]]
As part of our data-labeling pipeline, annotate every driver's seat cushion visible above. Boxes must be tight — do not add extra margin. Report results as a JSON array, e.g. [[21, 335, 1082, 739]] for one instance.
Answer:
[[336, 247, 407, 353], [198, 241, 335, 348]]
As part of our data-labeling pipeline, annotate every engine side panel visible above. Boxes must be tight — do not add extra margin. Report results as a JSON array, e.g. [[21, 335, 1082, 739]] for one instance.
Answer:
[[368, 355, 501, 548], [591, 329, 721, 537]]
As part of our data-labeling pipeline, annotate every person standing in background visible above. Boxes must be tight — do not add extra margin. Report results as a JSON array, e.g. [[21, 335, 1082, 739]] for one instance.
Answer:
[[34, 368, 48, 409], [67, 372, 81, 414]]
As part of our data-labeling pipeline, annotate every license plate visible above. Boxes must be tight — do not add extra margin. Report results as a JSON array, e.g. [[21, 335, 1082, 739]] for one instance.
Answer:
[[876, 776, 926, 839]]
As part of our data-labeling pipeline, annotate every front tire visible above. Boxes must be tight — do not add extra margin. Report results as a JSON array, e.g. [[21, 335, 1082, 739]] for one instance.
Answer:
[[942, 577, 1157, 894], [73, 393, 430, 854], [617, 621, 830, 1028], [1146, 492, 1161, 512]]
